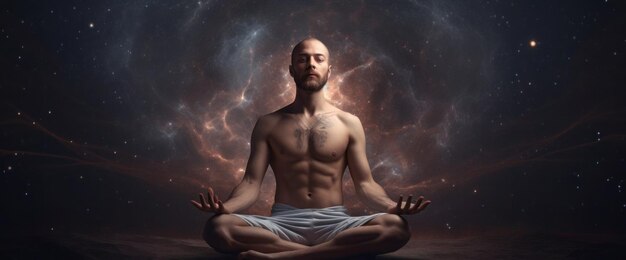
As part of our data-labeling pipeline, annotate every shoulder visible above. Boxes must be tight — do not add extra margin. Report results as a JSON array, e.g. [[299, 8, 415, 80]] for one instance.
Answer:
[[334, 110, 366, 143], [254, 105, 296, 131], [254, 113, 281, 132], [336, 110, 363, 129]]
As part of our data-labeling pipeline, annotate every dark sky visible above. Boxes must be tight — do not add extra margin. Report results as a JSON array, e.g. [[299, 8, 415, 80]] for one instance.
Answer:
[[1, 0, 625, 238]]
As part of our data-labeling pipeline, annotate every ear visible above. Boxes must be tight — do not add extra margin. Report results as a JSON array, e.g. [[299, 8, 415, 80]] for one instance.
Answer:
[[328, 65, 332, 77], [289, 65, 294, 78]]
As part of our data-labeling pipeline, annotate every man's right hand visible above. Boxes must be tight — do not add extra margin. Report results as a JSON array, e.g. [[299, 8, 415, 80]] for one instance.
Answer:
[[190, 187, 231, 214]]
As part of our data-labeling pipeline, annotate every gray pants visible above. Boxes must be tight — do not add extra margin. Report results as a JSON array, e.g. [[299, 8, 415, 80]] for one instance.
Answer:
[[233, 203, 385, 246]]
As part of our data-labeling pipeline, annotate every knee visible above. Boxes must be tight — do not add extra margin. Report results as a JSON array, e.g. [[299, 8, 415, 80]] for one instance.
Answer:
[[378, 214, 411, 247], [203, 214, 238, 253]]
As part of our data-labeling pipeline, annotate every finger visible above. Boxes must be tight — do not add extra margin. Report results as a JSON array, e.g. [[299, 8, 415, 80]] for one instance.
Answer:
[[416, 200, 431, 213], [214, 194, 220, 204], [404, 195, 413, 212], [198, 193, 208, 208], [396, 196, 403, 211], [217, 200, 226, 213], [410, 196, 424, 213], [207, 188, 217, 209], [190, 200, 203, 210]]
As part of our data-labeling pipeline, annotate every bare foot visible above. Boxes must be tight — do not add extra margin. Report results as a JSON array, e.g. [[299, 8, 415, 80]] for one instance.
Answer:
[[238, 250, 273, 260]]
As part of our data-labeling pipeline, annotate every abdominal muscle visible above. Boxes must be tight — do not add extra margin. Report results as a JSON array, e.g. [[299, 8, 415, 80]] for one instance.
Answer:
[[272, 160, 346, 209]]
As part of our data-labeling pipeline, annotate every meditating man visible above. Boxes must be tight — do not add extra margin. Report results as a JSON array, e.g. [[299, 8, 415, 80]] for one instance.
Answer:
[[191, 37, 431, 259]]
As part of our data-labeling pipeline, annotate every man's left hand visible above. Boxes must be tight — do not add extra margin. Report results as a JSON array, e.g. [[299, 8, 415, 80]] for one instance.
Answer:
[[387, 195, 431, 215]]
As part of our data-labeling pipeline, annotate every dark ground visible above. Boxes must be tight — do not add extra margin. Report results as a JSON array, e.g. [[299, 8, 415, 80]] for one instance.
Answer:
[[2, 232, 625, 259]]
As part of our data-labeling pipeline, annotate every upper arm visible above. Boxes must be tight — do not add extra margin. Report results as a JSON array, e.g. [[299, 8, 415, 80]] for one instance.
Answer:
[[242, 116, 271, 186], [345, 114, 375, 187]]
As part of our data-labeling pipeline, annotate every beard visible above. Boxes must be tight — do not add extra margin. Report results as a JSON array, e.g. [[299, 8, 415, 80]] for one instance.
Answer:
[[294, 71, 329, 92]]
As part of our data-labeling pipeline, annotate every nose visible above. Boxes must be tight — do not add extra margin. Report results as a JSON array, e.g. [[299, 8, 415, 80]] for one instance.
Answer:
[[306, 63, 316, 71], [306, 57, 316, 69]]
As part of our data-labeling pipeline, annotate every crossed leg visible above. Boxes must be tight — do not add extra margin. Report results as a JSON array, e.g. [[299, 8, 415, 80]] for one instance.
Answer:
[[203, 213, 410, 259], [203, 214, 309, 254], [238, 213, 410, 259]]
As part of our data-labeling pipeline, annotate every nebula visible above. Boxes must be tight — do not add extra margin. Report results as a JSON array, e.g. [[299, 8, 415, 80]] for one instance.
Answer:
[[2, 0, 625, 234]]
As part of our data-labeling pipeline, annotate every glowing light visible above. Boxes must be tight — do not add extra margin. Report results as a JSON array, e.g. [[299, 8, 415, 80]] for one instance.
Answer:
[[529, 40, 537, 47]]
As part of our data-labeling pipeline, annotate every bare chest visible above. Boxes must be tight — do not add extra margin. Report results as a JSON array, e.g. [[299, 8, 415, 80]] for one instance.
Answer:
[[269, 115, 349, 162]]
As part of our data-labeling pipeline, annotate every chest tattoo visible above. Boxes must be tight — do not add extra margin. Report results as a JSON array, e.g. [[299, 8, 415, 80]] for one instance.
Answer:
[[294, 115, 331, 150]]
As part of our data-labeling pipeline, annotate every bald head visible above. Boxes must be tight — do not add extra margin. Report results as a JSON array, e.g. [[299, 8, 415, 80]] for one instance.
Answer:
[[291, 37, 330, 65]]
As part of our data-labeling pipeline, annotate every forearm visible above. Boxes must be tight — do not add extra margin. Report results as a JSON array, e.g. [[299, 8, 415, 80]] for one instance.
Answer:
[[356, 181, 396, 212], [222, 178, 260, 213]]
